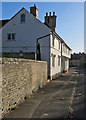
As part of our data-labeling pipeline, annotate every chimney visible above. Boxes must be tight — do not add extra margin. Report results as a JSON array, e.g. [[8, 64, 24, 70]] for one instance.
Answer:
[[46, 12, 48, 16], [53, 12, 55, 16], [45, 12, 57, 32], [49, 12, 51, 16], [30, 4, 38, 19]]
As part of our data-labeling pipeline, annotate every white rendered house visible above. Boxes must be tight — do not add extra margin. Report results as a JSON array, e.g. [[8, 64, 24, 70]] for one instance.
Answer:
[[0, 5, 71, 80]]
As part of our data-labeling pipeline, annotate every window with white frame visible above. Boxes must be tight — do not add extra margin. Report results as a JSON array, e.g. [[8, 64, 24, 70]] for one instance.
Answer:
[[21, 14, 25, 23], [63, 45, 64, 51], [68, 49, 70, 55], [52, 54, 55, 67], [7, 33, 16, 40], [58, 55, 60, 66]]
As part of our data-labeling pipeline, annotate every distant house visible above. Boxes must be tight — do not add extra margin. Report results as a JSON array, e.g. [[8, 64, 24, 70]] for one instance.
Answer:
[[69, 53, 86, 67], [0, 4, 71, 80]]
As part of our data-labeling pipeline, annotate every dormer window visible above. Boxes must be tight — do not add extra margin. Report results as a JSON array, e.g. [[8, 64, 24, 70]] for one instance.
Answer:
[[21, 14, 25, 23]]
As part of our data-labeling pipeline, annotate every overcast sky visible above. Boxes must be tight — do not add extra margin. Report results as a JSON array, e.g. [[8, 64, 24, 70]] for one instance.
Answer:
[[1, 2, 84, 53]]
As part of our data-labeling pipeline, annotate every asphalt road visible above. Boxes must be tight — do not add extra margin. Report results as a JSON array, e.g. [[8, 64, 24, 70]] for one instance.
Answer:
[[3, 67, 85, 119]]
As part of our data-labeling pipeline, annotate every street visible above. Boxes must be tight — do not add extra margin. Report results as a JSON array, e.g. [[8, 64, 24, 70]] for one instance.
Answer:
[[3, 67, 85, 119]]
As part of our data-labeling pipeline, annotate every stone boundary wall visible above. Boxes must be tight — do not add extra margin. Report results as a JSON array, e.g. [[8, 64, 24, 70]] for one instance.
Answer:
[[2, 58, 47, 117]]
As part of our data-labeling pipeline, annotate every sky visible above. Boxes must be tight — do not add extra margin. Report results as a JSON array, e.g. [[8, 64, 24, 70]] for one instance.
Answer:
[[1, 2, 84, 53]]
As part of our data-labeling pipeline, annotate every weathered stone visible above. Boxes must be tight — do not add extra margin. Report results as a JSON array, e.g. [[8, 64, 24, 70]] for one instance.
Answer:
[[2, 58, 47, 117]]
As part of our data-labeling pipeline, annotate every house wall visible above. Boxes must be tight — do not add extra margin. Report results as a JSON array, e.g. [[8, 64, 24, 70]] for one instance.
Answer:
[[50, 33, 62, 79], [1, 8, 51, 53], [61, 43, 71, 72], [1, 8, 51, 77], [2, 58, 47, 117], [38, 35, 50, 77], [62, 57, 69, 71], [1, 8, 71, 79], [49, 33, 71, 79], [67, 58, 69, 70], [62, 43, 71, 59]]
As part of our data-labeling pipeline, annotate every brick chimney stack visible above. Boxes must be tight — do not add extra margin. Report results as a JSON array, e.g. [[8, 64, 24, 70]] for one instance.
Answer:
[[30, 4, 38, 19], [45, 12, 57, 32]]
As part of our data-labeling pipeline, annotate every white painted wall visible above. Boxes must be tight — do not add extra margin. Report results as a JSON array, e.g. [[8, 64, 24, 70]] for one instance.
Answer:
[[50, 33, 71, 78], [62, 43, 71, 59], [1, 8, 52, 77], [50, 33, 62, 78], [1, 8, 51, 53], [1, 8, 71, 79], [38, 35, 50, 76]]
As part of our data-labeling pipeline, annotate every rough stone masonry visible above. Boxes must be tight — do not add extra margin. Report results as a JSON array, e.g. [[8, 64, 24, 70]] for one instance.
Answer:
[[1, 58, 47, 117]]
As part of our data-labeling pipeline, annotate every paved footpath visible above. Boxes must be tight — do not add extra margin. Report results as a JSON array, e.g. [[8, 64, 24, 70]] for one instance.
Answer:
[[71, 67, 85, 119], [3, 67, 84, 119]]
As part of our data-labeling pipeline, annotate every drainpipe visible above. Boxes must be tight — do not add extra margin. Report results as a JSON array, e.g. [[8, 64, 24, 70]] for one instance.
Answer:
[[36, 32, 53, 80], [36, 33, 52, 60], [61, 41, 63, 72]]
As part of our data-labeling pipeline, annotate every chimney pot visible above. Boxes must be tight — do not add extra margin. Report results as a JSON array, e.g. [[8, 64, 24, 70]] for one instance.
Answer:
[[46, 12, 48, 16], [34, 4, 36, 7], [53, 12, 55, 16]]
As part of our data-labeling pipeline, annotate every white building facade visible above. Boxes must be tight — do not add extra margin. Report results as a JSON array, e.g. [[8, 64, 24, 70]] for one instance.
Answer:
[[0, 5, 71, 80]]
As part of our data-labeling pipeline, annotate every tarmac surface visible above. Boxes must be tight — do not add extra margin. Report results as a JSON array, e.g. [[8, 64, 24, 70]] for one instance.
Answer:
[[3, 67, 85, 119]]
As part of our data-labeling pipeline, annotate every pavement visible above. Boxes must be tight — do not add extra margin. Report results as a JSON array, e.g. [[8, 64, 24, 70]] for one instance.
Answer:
[[2, 67, 85, 119], [71, 67, 85, 119]]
